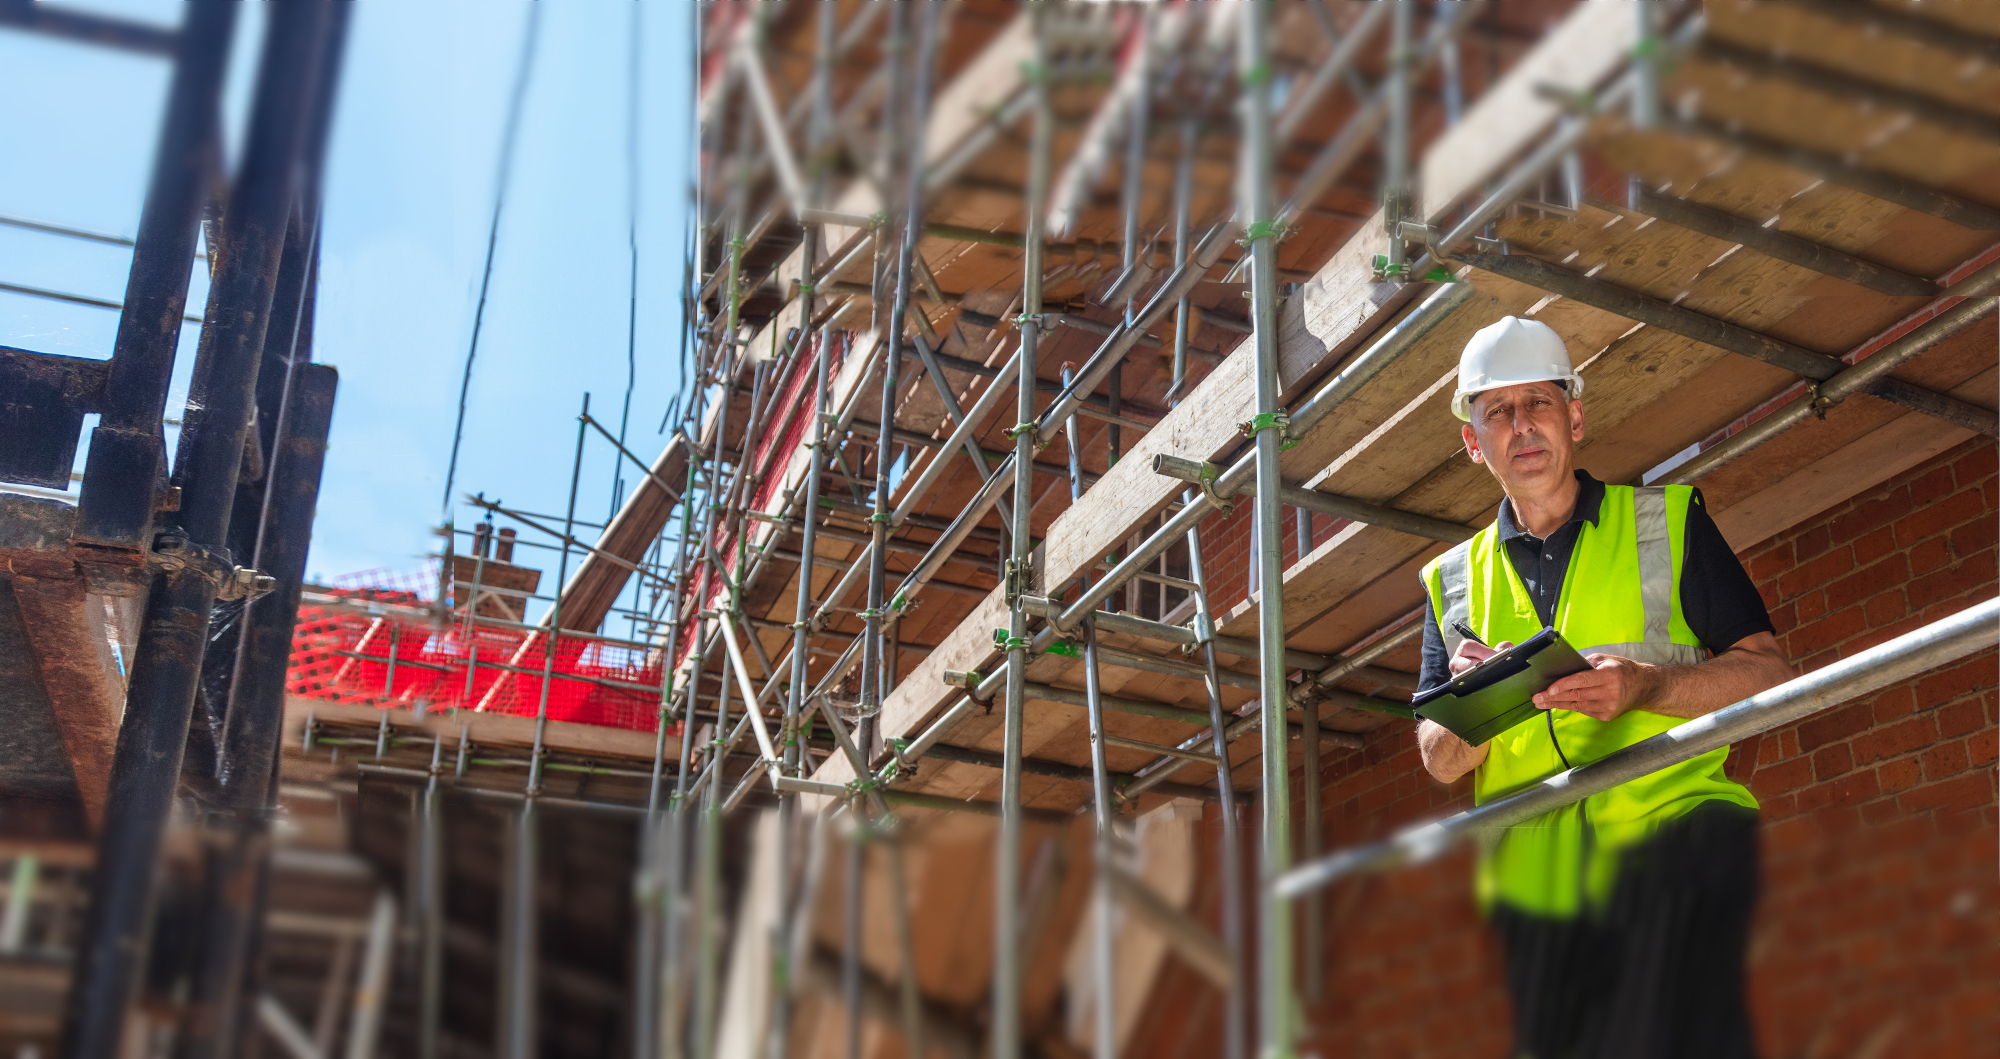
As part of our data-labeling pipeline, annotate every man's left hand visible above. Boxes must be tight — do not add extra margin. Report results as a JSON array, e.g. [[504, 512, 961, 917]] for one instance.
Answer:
[[1532, 652, 1655, 722]]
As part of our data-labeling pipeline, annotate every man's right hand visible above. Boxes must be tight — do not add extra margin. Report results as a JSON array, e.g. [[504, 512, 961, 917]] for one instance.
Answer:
[[1448, 637, 1512, 676], [1419, 637, 1511, 782]]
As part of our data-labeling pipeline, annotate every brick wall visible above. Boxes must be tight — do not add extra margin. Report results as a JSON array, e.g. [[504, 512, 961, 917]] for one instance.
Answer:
[[1130, 437, 1999, 1058]]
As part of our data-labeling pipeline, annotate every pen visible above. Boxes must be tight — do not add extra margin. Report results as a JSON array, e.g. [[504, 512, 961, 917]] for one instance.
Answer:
[[1451, 620, 1487, 646]]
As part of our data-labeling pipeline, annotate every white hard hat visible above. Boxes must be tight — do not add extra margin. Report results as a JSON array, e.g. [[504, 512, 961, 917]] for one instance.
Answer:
[[1451, 315, 1583, 422]]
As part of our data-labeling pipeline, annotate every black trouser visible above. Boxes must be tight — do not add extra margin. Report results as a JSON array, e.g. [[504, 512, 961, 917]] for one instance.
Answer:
[[1490, 800, 1760, 1059]]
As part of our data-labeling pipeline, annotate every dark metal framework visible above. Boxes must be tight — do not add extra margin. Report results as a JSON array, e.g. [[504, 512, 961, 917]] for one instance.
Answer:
[[0, 4, 347, 1056]]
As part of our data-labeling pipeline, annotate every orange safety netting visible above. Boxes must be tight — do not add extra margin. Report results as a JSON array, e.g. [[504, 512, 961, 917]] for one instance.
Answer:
[[286, 565, 675, 734]]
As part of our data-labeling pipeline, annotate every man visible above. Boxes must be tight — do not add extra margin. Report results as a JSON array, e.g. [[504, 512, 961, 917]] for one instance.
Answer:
[[1415, 316, 1795, 1059]]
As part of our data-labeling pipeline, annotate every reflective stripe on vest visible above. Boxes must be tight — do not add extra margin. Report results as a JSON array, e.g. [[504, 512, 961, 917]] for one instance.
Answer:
[[1421, 483, 1755, 917]]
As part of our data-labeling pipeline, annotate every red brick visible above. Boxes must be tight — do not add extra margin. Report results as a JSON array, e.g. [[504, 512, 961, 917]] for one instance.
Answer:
[[1971, 729, 1998, 769], [1938, 700, 1985, 739], [1830, 487, 1911, 544], [1747, 539, 1795, 582], [1825, 553, 1910, 612], [1794, 522, 1833, 562], [1872, 685, 1917, 723], [1794, 776, 1840, 814], [1948, 515, 1997, 559], [1901, 772, 1994, 814], [1812, 742, 1854, 780], [1788, 603, 1867, 657], [1795, 588, 1829, 624], [1860, 797, 1903, 826], [1949, 439, 1996, 486], [1877, 757, 1923, 793], [1908, 536, 1952, 576], [1915, 651, 2000, 707], [1756, 756, 1814, 794], [1922, 738, 1971, 780], [1839, 616, 1925, 659], [1895, 488, 1986, 548], [1852, 714, 1938, 765], [1779, 547, 1854, 602], [1850, 525, 1897, 566], [1800, 701, 1875, 752], [1861, 590, 1907, 632], [1831, 769, 1881, 807], [1768, 599, 1798, 636], [1907, 463, 1956, 507], [1909, 552, 1998, 610]]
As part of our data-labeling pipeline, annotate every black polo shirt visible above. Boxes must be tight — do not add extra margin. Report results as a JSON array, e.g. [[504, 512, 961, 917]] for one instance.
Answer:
[[1416, 471, 1774, 693]]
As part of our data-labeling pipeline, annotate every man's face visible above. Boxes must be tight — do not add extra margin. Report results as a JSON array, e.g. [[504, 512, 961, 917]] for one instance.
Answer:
[[1461, 380, 1585, 495]]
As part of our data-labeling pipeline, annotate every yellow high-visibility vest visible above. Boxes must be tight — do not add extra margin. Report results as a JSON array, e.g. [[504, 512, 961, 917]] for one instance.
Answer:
[[1421, 483, 1757, 917]]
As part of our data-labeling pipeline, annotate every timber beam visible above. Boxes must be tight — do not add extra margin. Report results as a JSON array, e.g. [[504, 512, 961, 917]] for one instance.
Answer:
[[1455, 253, 1999, 437], [1667, 118, 2000, 231], [1617, 187, 1939, 298]]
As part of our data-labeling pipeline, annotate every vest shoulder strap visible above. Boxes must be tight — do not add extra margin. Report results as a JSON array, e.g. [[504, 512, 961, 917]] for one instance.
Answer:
[[1427, 535, 1483, 659], [1629, 485, 1674, 646]]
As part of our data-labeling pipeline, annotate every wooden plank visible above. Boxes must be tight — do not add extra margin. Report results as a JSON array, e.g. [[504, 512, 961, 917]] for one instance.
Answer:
[[281, 696, 668, 763], [1669, 45, 2000, 204], [1415, 0, 1637, 224], [1706, 1, 2000, 123], [1713, 394, 1979, 550]]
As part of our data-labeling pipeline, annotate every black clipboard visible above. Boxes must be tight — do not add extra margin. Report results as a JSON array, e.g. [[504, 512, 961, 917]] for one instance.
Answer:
[[1411, 627, 1592, 746]]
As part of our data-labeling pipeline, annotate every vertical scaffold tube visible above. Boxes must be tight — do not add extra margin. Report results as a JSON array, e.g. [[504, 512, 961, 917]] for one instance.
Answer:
[[1183, 501, 1247, 1059], [1169, 119, 1196, 404], [843, 826, 864, 1059], [657, 436, 705, 1059], [887, 837, 924, 1059], [1240, 6, 1297, 1055], [862, 1, 909, 755], [1382, 0, 1412, 280], [995, 8, 1050, 1057], [694, 642, 729, 1059], [1081, 619, 1118, 1058], [501, 803, 538, 1059], [772, 0, 840, 1042]]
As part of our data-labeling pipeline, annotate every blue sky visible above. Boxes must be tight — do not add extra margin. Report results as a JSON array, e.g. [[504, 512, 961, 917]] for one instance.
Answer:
[[0, 1, 694, 594]]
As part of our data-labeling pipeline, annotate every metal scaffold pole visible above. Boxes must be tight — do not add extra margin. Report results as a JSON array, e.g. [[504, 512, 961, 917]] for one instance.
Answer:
[[1081, 618, 1119, 1058], [1184, 506, 1248, 1059], [1239, 4, 1296, 1055], [769, 0, 840, 1045], [995, 6, 1051, 1057]]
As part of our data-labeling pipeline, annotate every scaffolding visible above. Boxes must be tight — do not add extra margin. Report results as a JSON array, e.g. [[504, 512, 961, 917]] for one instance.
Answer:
[[0, 0, 1991, 1055], [12, 0, 1985, 1055], [632, 3, 2000, 1057]]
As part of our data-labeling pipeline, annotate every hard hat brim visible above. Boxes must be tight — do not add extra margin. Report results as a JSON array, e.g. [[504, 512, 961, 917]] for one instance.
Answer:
[[1451, 373, 1585, 422]]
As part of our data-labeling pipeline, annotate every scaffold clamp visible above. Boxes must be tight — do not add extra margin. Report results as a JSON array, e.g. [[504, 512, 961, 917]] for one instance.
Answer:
[[1238, 218, 1284, 246], [1370, 253, 1410, 282], [1240, 410, 1298, 450], [1197, 460, 1235, 515], [993, 629, 1032, 653]]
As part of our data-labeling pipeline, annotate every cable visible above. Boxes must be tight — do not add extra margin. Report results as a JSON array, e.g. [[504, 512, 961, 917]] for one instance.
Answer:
[[1544, 668, 1595, 905], [441, 2, 543, 520]]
